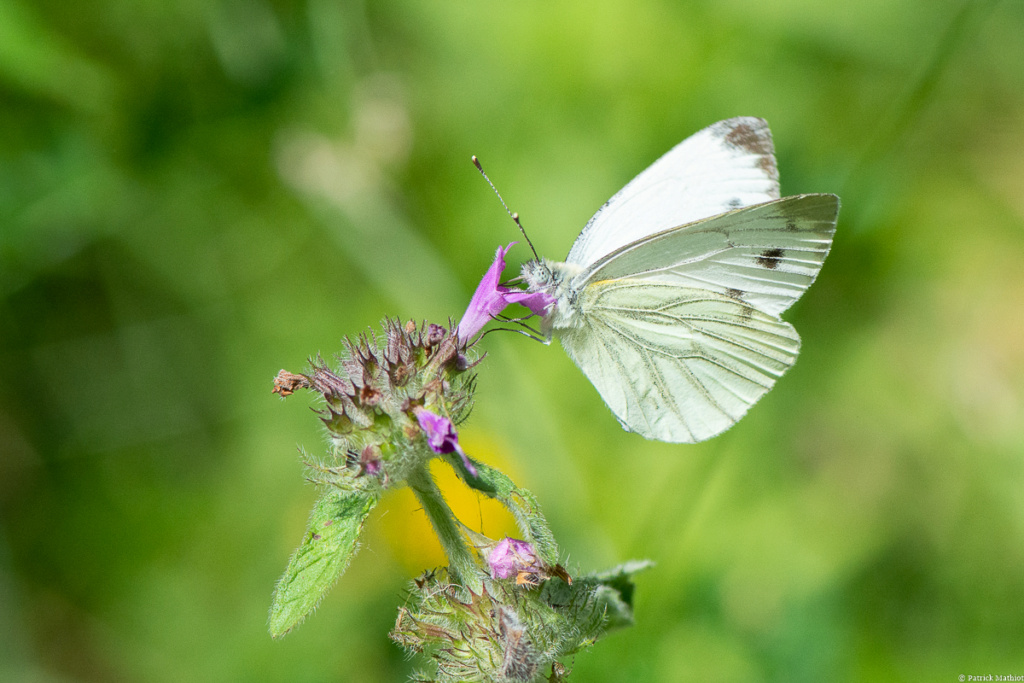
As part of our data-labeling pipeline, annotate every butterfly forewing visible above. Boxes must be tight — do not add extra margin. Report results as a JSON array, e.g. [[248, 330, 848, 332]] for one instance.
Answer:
[[566, 117, 782, 268], [559, 279, 801, 443], [579, 194, 839, 318]]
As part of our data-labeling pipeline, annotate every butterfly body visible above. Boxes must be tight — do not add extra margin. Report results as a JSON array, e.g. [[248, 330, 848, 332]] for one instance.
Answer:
[[519, 118, 840, 443]]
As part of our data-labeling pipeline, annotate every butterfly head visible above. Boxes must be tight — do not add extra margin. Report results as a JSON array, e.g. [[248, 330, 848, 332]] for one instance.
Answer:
[[520, 258, 584, 335], [519, 258, 556, 291]]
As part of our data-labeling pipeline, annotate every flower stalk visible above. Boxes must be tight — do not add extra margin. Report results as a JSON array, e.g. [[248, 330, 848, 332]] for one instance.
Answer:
[[405, 465, 480, 589]]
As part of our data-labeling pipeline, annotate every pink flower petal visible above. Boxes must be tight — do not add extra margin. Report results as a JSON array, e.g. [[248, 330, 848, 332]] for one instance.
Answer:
[[456, 244, 556, 339], [487, 537, 538, 580], [502, 289, 555, 317], [414, 407, 478, 476], [456, 243, 516, 339]]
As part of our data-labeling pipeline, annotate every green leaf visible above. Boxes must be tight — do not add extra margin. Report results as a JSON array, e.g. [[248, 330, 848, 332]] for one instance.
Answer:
[[269, 489, 377, 638], [588, 559, 655, 631], [540, 559, 654, 654]]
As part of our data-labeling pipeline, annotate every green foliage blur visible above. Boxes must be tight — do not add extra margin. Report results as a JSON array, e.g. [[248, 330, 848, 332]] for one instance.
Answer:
[[2, 0, 1023, 680]]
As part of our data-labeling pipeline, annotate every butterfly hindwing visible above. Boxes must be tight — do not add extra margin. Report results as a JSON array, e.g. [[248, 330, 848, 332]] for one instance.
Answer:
[[558, 279, 801, 443]]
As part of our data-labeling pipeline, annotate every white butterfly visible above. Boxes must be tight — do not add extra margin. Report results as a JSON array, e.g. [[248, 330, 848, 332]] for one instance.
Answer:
[[520, 117, 839, 443]]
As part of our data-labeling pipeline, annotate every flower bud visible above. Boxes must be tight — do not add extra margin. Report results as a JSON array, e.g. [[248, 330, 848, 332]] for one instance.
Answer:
[[487, 537, 539, 581]]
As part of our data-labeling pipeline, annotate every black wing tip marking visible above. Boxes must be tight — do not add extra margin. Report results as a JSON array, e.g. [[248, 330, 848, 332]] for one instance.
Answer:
[[708, 117, 779, 183], [710, 117, 774, 155]]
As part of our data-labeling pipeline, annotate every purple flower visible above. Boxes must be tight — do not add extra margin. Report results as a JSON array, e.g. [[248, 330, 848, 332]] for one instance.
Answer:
[[456, 244, 513, 340], [456, 244, 555, 339], [414, 407, 477, 476], [487, 537, 538, 580]]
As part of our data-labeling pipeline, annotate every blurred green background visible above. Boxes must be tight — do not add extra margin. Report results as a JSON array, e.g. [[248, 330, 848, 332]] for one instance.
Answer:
[[2, 0, 1023, 680]]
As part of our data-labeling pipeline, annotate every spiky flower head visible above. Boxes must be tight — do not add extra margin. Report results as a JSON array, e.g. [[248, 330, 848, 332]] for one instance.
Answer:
[[273, 318, 478, 492], [268, 319, 482, 638], [392, 561, 651, 683]]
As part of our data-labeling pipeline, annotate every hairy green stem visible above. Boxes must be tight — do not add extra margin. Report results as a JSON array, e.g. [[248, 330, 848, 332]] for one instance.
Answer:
[[442, 452, 559, 566], [406, 464, 480, 588]]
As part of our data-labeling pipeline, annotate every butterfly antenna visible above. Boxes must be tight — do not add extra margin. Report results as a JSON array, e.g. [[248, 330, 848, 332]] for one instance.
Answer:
[[472, 155, 541, 261]]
